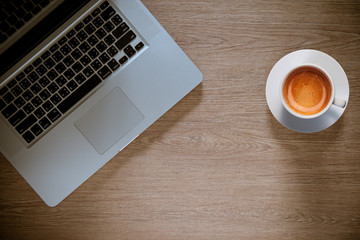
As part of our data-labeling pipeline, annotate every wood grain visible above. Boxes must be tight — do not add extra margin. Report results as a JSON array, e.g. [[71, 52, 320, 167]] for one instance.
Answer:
[[1, 1, 360, 239]]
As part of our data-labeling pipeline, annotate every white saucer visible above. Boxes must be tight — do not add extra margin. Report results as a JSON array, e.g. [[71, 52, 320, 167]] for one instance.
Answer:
[[266, 49, 349, 133]]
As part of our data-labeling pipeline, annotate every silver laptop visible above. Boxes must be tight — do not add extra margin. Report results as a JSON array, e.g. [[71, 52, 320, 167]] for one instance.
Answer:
[[0, 0, 202, 206]]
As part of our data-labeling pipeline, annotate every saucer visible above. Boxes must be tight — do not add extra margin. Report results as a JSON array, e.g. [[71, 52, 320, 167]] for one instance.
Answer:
[[266, 49, 349, 133]]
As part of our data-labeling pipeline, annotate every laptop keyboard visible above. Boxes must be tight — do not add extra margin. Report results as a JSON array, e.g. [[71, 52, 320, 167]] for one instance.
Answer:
[[0, 1, 145, 146]]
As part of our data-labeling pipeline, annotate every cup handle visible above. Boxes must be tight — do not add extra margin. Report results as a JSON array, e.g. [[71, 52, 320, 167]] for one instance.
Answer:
[[333, 98, 346, 108]]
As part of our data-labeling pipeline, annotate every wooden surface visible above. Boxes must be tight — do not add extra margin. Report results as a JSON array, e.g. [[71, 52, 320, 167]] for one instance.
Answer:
[[1, 0, 360, 239]]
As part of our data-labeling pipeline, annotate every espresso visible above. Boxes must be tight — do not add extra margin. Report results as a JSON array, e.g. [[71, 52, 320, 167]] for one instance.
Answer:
[[283, 66, 332, 115]]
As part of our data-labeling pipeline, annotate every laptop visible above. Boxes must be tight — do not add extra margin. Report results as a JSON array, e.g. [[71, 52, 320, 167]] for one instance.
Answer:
[[0, 0, 202, 206]]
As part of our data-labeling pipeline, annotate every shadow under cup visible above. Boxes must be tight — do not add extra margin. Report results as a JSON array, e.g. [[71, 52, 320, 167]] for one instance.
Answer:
[[282, 65, 333, 118]]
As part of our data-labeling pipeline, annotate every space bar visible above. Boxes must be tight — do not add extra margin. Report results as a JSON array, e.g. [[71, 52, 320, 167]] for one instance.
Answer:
[[58, 74, 102, 114]]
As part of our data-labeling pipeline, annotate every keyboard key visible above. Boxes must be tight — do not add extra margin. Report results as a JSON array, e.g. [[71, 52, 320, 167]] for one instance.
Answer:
[[71, 49, 83, 60], [50, 94, 62, 105], [33, 58, 42, 67], [104, 34, 115, 45], [31, 96, 43, 108], [64, 69, 75, 80], [96, 41, 107, 52], [97, 66, 111, 80], [58, 74, 101, 114], [56, 76, 67, 87], [24, 65, 34, 74], [115, 30, 136, 50], [30, 83, 42, 94], [34, 107, 46, 118], [66, 80, 78, 91], [47, 69, 58, 80], [88, 48, 99, 59], [135, 42, 144, 51], [36, 64, 47, 76], [124, 45, 136, 58], [22, 131, 35, 143], [91, 59, 102, 71], [14, 97, 26, 108], [83, 15, 93, 25], [103, 21, 114, 32], [23, 103, 35, 114], [75, 73, 86, 84], [87, 35, 99, 46], [52, 51, 64, 62], [47, 108, 61, 122], [39, 76, 50, 87], [30, 124, 43, 136], [113, 23, 129, 39], [111, 14, 122, 26], [66, 29, 76, 39], [59, 87, 70, 98], [2, 103, 17, 118], [93, 17, 104, 29], [119, 56, 128, 65], [63, 55, 75, 67], [11, 85, 23, 97], [41, 51, 51, 60], [79, 42, 91, 53], [7, 79, 17, 89], [3, 92, 15, 103], [91, 8, 101, 17], [80, 55, 91, 66], [101, 6, 116, 21], [99, 52, 110, 63], [100, 1, 109, 10], [31, 6, 41, 15], [39, 117, 51, 129], [83, 66, 94, 78], [84, 23, 96, 35], [107, 45, 118, 57], [107, 59, 120, 71], [23, 13, 33, 22], [28, 72, 39, 82], [49, 43, 59, 53], [72, 62, 83, 73], [58, 36, 67, 46], [42, 100, 53, 112], [39, 89, 51, 100], [16, 72, 26, 81], [44, 58, 56, 69], [69, 37, 80, 48], [60, 44, 72, 55], [0, 86, 9, 96], [19, 79, 31, 89], [22, 90, 34, 101], [75, 22, 84, 32], [76, 30, 88, 42], [16, 114, 37, 134], [9, 110, 26, 126], [55, 62, 66, 74], [95, 28, 107, 39], [47, 82, 59, 94]]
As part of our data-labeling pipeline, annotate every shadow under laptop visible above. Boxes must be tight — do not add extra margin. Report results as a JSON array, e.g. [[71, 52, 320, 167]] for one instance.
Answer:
[[266, 110, 360, 238], [73, 83, 204, 199]]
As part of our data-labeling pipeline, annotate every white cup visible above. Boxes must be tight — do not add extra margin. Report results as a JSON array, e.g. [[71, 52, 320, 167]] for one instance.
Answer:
[[280, 63, 346, 119]]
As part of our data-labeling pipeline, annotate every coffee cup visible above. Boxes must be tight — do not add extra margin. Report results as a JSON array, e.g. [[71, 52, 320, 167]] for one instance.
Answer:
[[280, 63, 346, 119]]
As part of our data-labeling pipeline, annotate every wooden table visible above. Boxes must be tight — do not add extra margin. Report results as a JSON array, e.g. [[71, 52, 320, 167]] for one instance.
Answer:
[[1, 1, 360, 239]]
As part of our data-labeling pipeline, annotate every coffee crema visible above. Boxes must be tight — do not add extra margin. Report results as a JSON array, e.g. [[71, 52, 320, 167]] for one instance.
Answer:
[[283, 66, 332, 115]]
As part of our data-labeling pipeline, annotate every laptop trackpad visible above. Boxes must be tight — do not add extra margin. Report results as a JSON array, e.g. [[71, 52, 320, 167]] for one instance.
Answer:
[[75, 87, 144, 155]]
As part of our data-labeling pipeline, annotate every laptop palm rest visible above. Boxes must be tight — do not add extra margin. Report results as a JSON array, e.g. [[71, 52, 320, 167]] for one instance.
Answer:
[[75, 87, 144, 155]]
